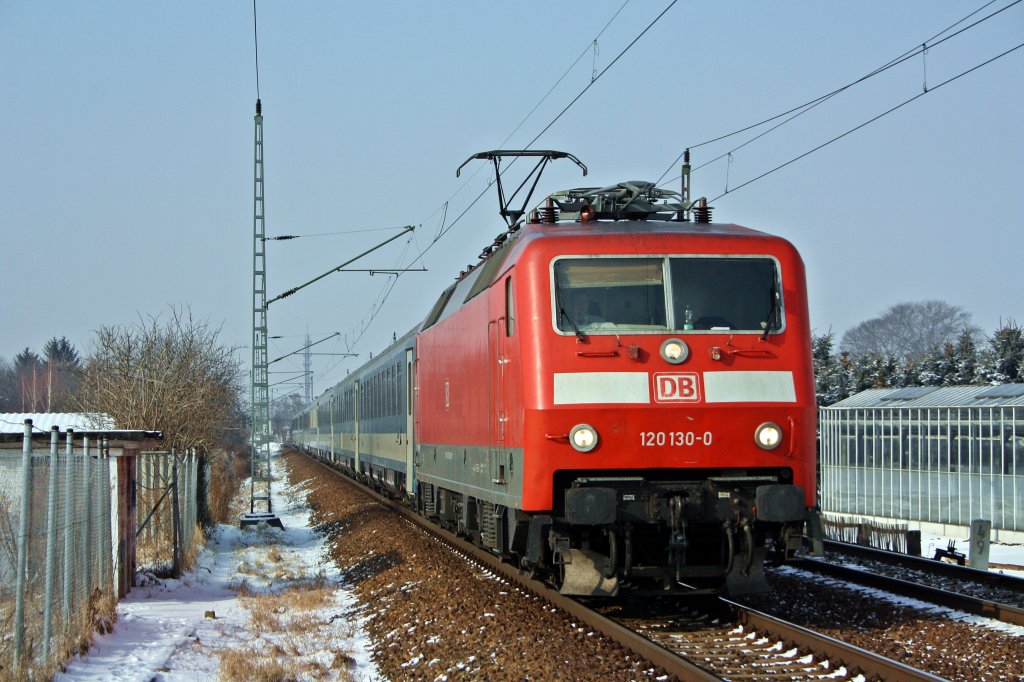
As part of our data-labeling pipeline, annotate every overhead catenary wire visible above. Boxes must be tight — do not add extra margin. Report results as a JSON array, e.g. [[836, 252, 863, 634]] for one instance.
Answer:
[[655, 0, 1022, 187], [708, 40, 1024, 203], [252, 0, 261, 100]]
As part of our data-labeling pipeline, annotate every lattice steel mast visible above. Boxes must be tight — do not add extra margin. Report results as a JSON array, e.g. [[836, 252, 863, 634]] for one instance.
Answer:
[[247, 98, 275, 521]]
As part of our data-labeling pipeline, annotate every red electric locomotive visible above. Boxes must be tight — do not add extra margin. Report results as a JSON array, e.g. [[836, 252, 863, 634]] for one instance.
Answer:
[[412, 151, 819, 595]]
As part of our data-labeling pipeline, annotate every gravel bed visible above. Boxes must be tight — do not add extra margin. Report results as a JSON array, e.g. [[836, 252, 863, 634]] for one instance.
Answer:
[[822, 549, 1024, 608], [285, 452, 670, 681], [739, 567, 1024, 681]]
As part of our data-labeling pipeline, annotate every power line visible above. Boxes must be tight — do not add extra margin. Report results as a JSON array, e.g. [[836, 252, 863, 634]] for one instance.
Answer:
[[252, 0, 261, 99], [522, 0, 677, 153], [655, 0, 1022, 186], [503, 0, 632, 150], [710, 40, 1024, 203]]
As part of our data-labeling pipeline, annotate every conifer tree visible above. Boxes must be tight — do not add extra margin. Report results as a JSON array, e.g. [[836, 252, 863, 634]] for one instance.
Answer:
[[977, 321, 1024, 384]]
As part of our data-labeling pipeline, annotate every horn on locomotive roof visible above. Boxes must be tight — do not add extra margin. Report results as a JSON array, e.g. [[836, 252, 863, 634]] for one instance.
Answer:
[[456, 150, 587, 227]]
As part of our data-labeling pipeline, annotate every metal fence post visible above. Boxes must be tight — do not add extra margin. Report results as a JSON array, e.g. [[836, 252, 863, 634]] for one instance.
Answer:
[[13, 419, 34, 672], [188, 448, 196, 546], [171, 450, 181, 577], [83, 431, 92, 605], [63, 431, 75, 631], [42, 426, 60, 663], [100, 440, 112, 595]]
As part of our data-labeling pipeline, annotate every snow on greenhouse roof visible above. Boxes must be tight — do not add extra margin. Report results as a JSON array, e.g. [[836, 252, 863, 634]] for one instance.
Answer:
[[825, 384, 1024, 409]]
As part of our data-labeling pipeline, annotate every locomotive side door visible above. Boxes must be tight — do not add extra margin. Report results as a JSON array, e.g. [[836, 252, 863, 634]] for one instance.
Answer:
[[488, 273, 513, 487]]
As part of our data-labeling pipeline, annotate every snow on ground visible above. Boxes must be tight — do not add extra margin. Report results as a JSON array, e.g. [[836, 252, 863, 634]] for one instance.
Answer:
[[57, 446, 379, 681], [920, 533, 1024, 577]]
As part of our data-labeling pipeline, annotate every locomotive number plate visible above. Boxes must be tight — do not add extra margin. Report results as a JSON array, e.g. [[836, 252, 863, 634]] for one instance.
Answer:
[[640, 431, 713, 447]]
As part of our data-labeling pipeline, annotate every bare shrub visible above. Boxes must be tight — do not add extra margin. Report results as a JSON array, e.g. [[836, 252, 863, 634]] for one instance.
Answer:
[[209, 449, 250, 524], [76, 307, 247, 528]]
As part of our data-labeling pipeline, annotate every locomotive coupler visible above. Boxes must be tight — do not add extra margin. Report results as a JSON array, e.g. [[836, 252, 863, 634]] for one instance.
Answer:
[[722, 520, 737, 574], [739, 518, 755, 576], [667, 495, 688, 580]]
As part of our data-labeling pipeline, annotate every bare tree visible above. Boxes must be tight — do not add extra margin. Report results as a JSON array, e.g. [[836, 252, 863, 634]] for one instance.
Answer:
[[76, 308, 244, 454], [271, 392, 306, 437], [839, 300, 979, 361]]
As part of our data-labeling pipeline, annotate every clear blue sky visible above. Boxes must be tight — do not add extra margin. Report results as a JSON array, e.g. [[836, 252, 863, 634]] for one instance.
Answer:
[[2, 1, 1021, 398]]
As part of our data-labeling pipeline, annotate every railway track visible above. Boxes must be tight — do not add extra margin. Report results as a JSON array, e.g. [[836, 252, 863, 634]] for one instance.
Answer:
[[799, 540, 1024, 626], [300, 451, 944, 681]]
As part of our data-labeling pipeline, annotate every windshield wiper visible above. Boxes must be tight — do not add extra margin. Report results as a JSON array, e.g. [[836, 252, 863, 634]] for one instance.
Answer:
[[559, 306, 587, 342], [761, 276, 778, 342]]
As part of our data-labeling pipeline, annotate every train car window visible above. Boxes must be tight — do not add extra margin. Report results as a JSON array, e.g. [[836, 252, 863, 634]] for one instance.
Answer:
[[505, 276, 514, 337], [554, 258, 667, 332], [669, 257, 781, 333], [553, 256, 783, 334]]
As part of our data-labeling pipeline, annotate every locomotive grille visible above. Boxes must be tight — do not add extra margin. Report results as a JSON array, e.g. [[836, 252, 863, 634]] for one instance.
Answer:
[[421, 482, 436, 516], [480, 501, 498, 548]]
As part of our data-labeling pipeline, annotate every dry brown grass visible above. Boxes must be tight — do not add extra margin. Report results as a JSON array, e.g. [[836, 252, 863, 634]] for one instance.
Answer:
[[216, 451, 252, 523], [181, 523, 205, 572], [214, 455, 359, 680], [217, 578, 359, 680], [227, 576, 256, 597], [218, 648, 298, 681]]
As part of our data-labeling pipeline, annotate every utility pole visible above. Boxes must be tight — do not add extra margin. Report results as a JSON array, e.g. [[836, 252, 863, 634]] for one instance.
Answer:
[[243, 98, 282, 529]]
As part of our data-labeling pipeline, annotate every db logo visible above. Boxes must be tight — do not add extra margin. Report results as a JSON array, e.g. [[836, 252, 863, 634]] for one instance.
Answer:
[[654, 373, 701, 403]]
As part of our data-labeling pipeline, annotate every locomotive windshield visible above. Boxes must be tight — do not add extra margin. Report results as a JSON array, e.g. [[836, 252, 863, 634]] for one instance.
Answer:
[[554, 256, 782, 334]]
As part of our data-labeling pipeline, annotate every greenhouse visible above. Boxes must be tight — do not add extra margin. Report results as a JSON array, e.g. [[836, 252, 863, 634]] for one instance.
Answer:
[[819, 384, 1024, 541]]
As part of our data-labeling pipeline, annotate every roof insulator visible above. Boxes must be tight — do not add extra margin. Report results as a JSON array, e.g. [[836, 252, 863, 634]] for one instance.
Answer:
[[539, 197, 558, 224], [694, 198, 713, 224]]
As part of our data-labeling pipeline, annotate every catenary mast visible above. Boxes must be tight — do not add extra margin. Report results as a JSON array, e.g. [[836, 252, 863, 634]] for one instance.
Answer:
[[243, 99, 281, 528]]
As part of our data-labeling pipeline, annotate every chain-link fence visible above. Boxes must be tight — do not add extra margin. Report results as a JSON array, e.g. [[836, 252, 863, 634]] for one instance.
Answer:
[[0, 426, 114, 678], [136, 450, 206, 576]]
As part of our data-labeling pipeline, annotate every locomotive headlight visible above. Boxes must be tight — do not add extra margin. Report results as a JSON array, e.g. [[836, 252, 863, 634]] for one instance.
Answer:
[[660, 338, 689, 364], [570, 424, 599, 452], [754, 422, 783, 450]]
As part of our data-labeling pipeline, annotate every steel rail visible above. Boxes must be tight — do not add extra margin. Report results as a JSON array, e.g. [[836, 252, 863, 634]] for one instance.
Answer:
[[296, 450, 944, 681], [725, 598, 947, 682], [823, 539, 1024, 592], [796, 556, 1024, 626]]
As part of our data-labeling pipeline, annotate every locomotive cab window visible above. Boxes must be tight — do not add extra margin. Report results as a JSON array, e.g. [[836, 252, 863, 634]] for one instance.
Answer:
[[553, 255, 782, 334]]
